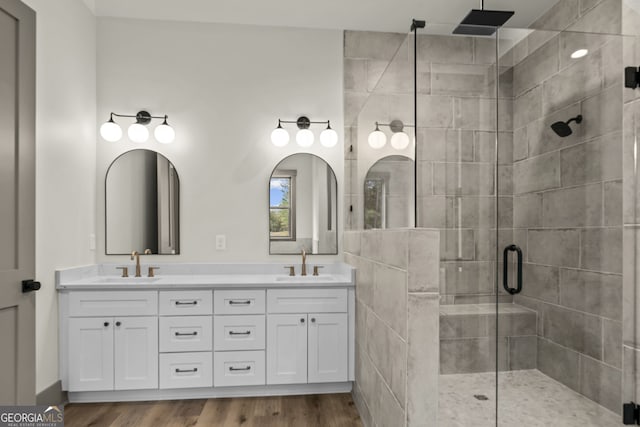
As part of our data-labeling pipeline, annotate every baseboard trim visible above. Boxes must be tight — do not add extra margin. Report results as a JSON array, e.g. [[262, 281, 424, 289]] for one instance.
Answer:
[[68, 382, 353, 403], [36, 380, 68, 405]]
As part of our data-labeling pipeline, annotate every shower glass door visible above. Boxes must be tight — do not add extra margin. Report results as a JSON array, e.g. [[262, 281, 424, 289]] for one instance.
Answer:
[[495, 22, 630, 426]]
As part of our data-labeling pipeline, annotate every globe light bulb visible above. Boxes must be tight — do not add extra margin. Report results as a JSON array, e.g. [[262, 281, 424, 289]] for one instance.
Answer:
[[368, 129, 387, 149], [100, 118, 122, 142], [320, 127, 338, 148], [391, 131, 410, 150], [296, 129, 314, 147], [154, 120, 175, 144], [271, 126, 290, 147], [128, 122, 149, 143]]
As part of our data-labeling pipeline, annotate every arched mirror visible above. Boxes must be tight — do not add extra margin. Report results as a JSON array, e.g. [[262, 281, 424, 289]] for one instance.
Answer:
[[269, 154, 338, 255], [106, 149, 180, 254], [364, 155, 414, 229]]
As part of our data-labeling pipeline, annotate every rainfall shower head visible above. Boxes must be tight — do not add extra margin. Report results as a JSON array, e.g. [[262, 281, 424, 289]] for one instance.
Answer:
[[453, 1, 514, 36], [550, 115, 583, 138]]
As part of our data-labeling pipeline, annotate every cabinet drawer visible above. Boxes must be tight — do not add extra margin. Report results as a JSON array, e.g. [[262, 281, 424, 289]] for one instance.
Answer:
[[214, 290, 265, 315], [69, 291, 157, 317], [214, 315, 265, 351], [214, 351, 265, 387], [267, 289, 347, 313], [159, 316, 212, 352], [159, 291, 212, 315], [159, 352, 213, 389]]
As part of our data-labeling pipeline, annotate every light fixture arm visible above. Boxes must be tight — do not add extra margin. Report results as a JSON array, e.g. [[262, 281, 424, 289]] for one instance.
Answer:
[[375, 120, 415, 132], [109, 110, 168, 125], [278, 117, 330, 129]]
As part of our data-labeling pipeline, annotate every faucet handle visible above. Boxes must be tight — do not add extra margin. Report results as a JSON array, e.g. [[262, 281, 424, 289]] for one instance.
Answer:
[[284, 266, 295, 276], [144, 248, 152, 255], [116, 267, 129, 278], [313, 265, 324, 276], [148, 266, 160, 278]]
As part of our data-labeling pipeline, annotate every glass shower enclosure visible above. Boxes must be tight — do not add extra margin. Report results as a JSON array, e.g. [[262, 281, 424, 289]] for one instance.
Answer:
[[345, 2, 636, 424]]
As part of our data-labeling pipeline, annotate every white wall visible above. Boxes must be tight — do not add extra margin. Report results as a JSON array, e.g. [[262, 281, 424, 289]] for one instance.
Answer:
[[96, 18, 344, 264], [20, 0, 97, 394]]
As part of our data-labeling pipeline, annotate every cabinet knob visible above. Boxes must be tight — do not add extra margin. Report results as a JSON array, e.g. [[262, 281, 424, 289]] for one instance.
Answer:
[[104, 322, 109, 327], [115, 321, 121, 327], [300, 318, 305, 324], [311, 318, 316, 323]]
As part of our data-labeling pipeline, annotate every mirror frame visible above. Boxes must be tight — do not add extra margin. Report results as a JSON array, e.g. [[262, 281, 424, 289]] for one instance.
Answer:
[[105, 149, 181, 255], [268, 153, 338, 255]]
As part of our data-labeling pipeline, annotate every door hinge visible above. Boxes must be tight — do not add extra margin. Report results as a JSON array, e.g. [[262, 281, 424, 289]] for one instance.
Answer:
[[623, 402, 639, 424]]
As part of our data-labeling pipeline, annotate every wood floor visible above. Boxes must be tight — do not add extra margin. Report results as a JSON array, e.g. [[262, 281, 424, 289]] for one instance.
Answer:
[[63, 393, 363, 427]]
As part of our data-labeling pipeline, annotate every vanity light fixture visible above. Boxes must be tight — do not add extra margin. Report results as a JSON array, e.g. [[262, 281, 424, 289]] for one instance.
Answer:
[[100, 111, 176, 144], [270, 116, 338, 148], [368, 120, 414, 150]]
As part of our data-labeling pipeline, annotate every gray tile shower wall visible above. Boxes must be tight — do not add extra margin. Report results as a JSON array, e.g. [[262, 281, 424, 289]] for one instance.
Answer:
[[510, 0, 624, 413], [344, 229, 439, 427]]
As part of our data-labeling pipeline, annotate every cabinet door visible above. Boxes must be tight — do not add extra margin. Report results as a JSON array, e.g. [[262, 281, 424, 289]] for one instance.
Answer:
[[266, 314, 307, 385], [114, 316, 158, 390], [308, 313, 348, 383], [68, 317, 114, 391]]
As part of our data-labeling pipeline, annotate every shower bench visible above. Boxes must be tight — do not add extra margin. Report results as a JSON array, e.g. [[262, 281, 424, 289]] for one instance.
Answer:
[[439, 303, 537, 374]]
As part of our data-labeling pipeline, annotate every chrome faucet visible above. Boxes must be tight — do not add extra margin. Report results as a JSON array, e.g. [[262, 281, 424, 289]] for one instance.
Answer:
[[131, 250, 141, 277], [301, 248, 307, 276]]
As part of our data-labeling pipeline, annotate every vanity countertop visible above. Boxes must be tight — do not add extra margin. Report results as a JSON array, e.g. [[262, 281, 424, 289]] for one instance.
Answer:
[[56, 263, 355, 290]]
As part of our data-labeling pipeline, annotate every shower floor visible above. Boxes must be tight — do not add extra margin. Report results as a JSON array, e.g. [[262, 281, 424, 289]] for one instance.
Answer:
[[439, 370, 619, 426]]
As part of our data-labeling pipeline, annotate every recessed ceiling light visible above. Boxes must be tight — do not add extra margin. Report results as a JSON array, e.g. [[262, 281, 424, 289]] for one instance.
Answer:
[[571, 49, 588, 59]]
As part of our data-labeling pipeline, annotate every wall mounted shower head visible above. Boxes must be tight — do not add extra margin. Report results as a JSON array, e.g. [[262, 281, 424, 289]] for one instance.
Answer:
[[550, 115, 582, 138]]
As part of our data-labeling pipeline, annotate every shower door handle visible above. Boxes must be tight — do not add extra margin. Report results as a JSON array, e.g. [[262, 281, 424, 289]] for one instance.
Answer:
[[503, 244, 523, 295]]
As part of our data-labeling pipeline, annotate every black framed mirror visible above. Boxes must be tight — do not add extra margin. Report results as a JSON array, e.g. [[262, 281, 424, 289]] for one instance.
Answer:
[[105, 149, 180, 254], [269, 153, 338, 255]]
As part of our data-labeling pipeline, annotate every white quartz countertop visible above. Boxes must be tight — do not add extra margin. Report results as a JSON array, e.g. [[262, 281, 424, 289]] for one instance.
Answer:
[[56, 263, 355, 290]]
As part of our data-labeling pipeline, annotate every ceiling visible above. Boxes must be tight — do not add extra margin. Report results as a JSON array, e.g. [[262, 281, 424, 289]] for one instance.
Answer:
[[88, 0, 560, 34]]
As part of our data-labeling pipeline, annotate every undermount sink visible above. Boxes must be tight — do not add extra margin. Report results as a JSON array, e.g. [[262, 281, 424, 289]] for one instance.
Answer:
[[276, 275, 335, 282], [95, 277, 161, 284]]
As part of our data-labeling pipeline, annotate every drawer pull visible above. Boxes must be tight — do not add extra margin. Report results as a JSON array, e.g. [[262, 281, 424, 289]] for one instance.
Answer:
[[175, 301, 198, 306], [228, 300, 251, 305], [229, 366, 251, 372], [228, 331, 251, 336], [175, 331, 198, 336], [175, 368, 198, 373]]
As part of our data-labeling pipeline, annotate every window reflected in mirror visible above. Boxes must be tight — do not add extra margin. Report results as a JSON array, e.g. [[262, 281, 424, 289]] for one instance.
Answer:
[[270, 173, 296, 240]]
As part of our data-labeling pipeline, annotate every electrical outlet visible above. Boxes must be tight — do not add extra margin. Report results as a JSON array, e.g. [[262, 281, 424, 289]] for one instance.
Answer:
[[89, 234, 96, 251], [215, 235, 226, 250]]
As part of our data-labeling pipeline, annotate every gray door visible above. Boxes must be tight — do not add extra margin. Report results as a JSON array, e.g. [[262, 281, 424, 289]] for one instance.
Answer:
[[0, 0, 36, 405]]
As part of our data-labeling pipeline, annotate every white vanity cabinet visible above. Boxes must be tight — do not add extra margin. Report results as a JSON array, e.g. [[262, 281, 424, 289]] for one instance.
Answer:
[[266, 289, 349, 385], [66, 291, 159, 392], [57, 264, 355, 403]]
